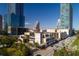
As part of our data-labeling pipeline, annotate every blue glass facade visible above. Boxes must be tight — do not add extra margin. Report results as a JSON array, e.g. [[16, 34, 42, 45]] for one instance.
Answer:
[[60, 3, 73, 35], [15, 4, 25, 27], [60, 3, 72, 29], [4, 3, 25, 34], [11, 13, 19, 27]]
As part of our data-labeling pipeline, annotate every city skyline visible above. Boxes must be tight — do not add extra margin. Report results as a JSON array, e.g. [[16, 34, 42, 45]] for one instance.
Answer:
[[0, 3, 79, 56], [0, 3, 79, 30]]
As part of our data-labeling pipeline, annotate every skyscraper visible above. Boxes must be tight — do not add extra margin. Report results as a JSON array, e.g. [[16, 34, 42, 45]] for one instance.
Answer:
[[0, 15, 2, 31], [8, 3, 25, 27], [5, 3, 25, 34], [60, 3, 73, 35]]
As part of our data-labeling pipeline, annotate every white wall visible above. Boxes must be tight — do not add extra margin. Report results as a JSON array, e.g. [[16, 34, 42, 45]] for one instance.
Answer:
[[35, 33, 41, 45], [46, 28, 69, 39]]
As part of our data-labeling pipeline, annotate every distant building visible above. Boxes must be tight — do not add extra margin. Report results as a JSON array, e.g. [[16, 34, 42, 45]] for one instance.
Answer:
[[0, 15, 2, 31], [57, 19, 61, 29], [4, 3, 25, 35], [34, 21, 40, 32], [60, 3, 73, 35]]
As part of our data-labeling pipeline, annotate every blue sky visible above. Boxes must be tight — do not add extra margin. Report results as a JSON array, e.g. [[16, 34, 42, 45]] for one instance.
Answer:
[[0, 3, 79, 30], [24, 3, 60, 29]]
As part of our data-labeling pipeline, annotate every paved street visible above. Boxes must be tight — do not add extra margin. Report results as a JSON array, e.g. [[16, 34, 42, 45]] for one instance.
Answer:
[[33, 36, 76, 56], [33, 46, 54, 56]]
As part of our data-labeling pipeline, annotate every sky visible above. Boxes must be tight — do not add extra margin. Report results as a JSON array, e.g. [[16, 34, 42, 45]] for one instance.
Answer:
[[0, 3, 79, 30]]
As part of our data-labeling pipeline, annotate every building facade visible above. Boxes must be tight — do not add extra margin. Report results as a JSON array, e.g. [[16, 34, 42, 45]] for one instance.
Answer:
[[34, 21, 40, 33], [0, 15, 2, 31], [4, 3, 25, 35], [60, 3, 73, 35]]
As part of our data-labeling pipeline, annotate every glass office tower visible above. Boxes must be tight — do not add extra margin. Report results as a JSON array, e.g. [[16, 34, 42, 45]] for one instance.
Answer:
[[0, 15, 2, 31], [5, 3, 25, 34], [60, 3, 72, 35]]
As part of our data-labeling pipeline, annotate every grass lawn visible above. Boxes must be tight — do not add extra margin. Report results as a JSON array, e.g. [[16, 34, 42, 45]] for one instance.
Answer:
[[71, 36, 79, 49]]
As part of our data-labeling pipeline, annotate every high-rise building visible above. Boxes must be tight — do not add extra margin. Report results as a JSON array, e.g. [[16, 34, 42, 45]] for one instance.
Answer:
[[60, 3, 73, 35], [4, 3, 25, 34], [8, 3, 25, 27], [0, 15, 2, 31]]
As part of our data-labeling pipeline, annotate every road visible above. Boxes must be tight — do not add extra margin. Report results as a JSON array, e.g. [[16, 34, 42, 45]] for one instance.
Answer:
[[33, 46, 54, 56], [33, 36, 76, 56]]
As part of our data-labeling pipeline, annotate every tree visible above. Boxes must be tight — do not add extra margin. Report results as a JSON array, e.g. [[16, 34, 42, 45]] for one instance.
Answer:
[[0, 35, 18, 47], [0, 30, 8, 35], [0, 48, 8, 55], [53, 47, 79, 56], [23, 35, 29, 43], [0, 35, 32, 56], [34, 42, 39, 48], [6, 48, 24, 56], [11, 43, 31, 56]]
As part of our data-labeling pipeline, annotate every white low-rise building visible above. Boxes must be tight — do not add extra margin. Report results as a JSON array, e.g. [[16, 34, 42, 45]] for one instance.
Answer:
[[20, 28, 71, 46], [24, 32, 42, 45], [35, 33, 42, 45], [47, 28, 70, 40]]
